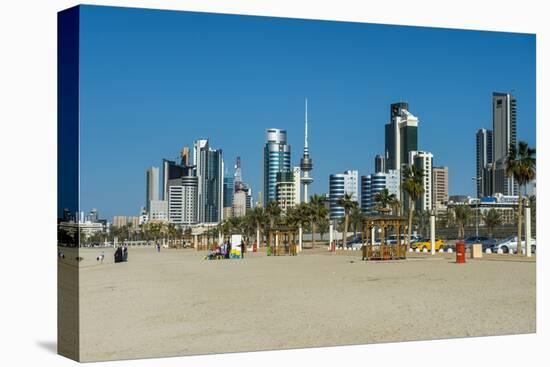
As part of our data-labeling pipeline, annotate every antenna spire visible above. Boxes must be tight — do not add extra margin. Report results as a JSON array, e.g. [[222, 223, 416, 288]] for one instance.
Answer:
[[304, 97, 308, 149]]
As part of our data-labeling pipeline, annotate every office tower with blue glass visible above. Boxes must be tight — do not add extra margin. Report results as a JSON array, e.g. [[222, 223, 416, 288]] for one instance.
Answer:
[[329, 170, 358, 219], [194, 139, 224, 223], [263, 128, 291, 207], [360, 170, 399, 214]]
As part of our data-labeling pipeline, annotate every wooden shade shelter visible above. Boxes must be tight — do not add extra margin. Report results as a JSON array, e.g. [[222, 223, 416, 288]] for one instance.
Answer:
[[361, 215, 408, 261], [268, 226, 298, 256]]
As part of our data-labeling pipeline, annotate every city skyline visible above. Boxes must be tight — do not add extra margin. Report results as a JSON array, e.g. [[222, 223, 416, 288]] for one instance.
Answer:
[[77, 6, 536, 220]]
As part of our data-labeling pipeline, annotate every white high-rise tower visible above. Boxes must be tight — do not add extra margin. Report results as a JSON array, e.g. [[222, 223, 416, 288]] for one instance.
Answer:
[[300, 98, 313, 203]]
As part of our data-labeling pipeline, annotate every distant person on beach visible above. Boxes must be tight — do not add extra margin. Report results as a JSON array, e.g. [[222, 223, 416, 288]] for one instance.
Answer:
[[123, 245, 128, 262], [114, 246, 123, 263], [227, 241, 232, 259], [240, 239, 245, 259], [156, 242, 160, 252]]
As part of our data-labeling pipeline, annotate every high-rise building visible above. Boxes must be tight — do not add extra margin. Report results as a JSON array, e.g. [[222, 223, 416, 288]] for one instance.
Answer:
[[149, 200, 168, 222], [112, 216, 139, 228], [493, 92, 517, 163], [194, 139, 224, 223], [244, 185, 253, 209], [168, 186, 184, 224], [409, 151, 433, 211], [233, 156, 243, 191], [482, 163, 495, 197], [168, 175, 198, 226], [146, 166, 160, 211], [161, 157, 194, 201], [263, 129, 291, 207], [492, 92, 518, 196], [257, 192, 263, 208], [385, 102, 419, 171], [300, 98, 313, 203], [476, 129, 493, 197], [432, 166, 448, 215], [360, 170, 399, 214], [329, 170, 358, 219], [494, 159, 517, 196], [374, 154, 386, 173], [275, 169, 299, 213], [223, 175, 234, 208], [232, 190, 247, 218], [88, 208, 99, 223]]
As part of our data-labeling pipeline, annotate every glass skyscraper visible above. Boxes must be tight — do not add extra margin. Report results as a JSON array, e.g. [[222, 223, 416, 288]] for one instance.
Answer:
[[384, 102, 419, 171], [476, 128, 493, 197], [194, 139, 224, 223], [223, 175, 234, 208], [492, 92, 518, 196], [263, 129, 291, 207]]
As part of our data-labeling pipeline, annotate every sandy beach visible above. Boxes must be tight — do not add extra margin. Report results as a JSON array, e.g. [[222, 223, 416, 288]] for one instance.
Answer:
[[59, 246, 536, 361]]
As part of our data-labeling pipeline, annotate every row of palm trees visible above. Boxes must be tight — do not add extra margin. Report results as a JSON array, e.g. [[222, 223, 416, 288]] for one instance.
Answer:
[[214, 194, 330, 248]]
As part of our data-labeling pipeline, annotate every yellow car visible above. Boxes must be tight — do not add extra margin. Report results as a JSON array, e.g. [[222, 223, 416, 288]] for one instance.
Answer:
[[411, 238, 444, 252]]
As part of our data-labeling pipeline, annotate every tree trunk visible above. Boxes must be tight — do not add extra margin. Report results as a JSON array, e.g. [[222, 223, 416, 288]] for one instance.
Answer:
[[407, 199, 413, 252], [517, 190, 523, 256], [311, 222, 316, 249], [343, 215, 349, 248]]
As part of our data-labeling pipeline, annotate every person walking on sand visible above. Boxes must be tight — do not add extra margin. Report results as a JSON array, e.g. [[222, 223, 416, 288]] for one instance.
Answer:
[[123, 245, 128, 262], [156, 242, 160, 253], [240, 239, 246, 259]]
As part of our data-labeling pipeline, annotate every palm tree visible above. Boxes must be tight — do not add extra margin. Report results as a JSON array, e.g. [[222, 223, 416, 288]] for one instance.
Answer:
[[374, 188, 398, 214], [291, 203, 311, 249], [126, 222, 134, 242], [249, 207, 267, 247], [349, 204, 363, 238], [166, 223, 177, 246], [308, 194, 328, 249], [482, 208, 502, 238], [401, 165, 424, 251], [506, 141, 536, 256], [413, 210, 430, 237], [454, 205, 472, 240], [317, 216, 329, 242], [337, 193, 356, 248], [265, 201, 281, 246]]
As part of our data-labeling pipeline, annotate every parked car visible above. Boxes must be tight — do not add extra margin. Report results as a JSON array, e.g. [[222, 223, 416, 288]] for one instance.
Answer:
[[464, 236, 498, 251], [387, 234, 420, 245], [347, 238, 363, 250], [339, 234, 361, 248], [489, 236, 536, 254], [411, 238, 444, 252]]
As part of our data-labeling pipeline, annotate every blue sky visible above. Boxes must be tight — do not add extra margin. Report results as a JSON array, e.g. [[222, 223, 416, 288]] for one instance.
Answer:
[[78, 5, 536, 221]]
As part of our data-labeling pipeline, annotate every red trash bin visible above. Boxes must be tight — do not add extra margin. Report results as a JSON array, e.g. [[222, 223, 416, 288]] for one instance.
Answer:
[[456, 240, 466, 264]]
